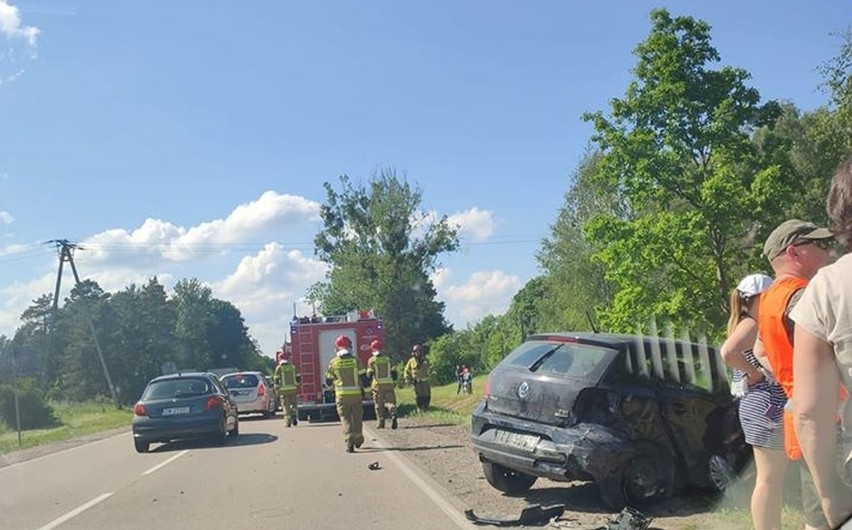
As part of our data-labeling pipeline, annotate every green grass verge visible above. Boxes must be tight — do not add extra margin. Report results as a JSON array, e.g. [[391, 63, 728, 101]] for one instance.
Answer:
[[0, 400, 131, 455], [395, 374, 487, 424]]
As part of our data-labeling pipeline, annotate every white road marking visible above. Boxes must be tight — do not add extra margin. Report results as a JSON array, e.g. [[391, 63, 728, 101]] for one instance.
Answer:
[[141, 450, 189, 475], [365, 426, 476, 529], [35, 492, 114, 530]]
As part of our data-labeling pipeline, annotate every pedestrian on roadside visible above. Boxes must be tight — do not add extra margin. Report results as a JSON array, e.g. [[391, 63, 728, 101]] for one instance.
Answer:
[[720, 273, 788, 530], [366, 339, 398, 430], [273, 353, 300, 427], [404, 344, 431, 411], [756, 218, 834, 530], [325, 335, 369, 453], [455, 364, 464, 395], [791, 155, 852, 529], [460, 365, 473, 395]]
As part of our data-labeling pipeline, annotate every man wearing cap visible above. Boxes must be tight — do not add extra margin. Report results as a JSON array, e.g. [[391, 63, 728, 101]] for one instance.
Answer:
[[757, 219, 834, 530]]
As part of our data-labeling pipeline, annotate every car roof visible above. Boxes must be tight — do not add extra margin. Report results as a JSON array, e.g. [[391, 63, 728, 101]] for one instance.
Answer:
[[220, 371, 264, 378], [526, 332, 717, 350], [148, 372, 214, 383]]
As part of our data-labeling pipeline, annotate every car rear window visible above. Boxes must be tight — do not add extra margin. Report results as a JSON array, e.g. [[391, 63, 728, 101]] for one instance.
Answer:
[[143, 378, 212, 400], [503, 340, 616, 379], [222, 374, 260, 389]]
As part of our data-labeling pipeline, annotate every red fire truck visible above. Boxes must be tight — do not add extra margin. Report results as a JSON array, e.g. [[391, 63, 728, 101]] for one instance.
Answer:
[[285, 310, 383, 421]]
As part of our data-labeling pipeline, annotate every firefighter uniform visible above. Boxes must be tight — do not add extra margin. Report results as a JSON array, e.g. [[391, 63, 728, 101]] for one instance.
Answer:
[[404, 345, 431, 411], [273, 359, 300, 427], [366, 341, 397, 429], [326, 336, 368, 452]]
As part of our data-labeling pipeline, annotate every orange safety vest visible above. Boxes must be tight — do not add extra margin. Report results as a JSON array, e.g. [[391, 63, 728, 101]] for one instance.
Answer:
[[758, 275, 808, 460]]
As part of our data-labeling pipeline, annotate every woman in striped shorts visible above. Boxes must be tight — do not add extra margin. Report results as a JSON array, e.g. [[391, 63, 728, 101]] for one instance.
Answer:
[[721, 273, 788, 530]]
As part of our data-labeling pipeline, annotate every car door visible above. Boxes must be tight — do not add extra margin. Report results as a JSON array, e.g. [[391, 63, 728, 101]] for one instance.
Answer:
[[653, 341, 733, 488]]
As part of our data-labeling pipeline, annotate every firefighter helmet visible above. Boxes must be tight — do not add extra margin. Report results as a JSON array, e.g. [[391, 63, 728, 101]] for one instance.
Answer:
[[370, 340, 382, 351], [335, 335, 352, 349]]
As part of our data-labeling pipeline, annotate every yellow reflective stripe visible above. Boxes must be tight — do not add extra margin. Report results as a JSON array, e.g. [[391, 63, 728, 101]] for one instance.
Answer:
[[372, 357, 393, 384]]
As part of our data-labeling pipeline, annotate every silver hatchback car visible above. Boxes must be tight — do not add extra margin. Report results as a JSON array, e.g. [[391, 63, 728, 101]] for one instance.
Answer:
[[220, 371, 276, 418]]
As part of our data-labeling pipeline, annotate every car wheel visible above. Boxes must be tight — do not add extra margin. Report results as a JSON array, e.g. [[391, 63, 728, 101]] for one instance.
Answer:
[[482, 461, 537, 494], [134, 439, 149, 453], [600, 454, 673, 510]]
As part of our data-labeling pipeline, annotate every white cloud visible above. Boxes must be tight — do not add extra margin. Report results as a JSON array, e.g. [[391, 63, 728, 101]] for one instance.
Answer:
[[81, 191, 320, 265], [448, 207, 495, 242], [436, 269, 523, 326], [0, 0, 39, 48], [0, 210, 14, 224]]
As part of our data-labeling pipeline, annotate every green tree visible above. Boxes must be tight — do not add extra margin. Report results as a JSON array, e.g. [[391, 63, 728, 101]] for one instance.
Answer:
[[172, 279, 215, 371], [537, 151, 619, 332], [313, 170, 459, 362], [582, 9, 790, 336], [108, 278, 178, 402]]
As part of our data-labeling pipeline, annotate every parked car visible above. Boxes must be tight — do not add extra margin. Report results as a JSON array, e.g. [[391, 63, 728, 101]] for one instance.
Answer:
[[470, 332, 750, 510], [220, 371, 277, 418], [263, 374, 280, 412], [132, 372, 239, 453]]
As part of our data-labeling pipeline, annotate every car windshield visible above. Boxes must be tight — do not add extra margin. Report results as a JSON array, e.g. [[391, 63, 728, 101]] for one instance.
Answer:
[[142, 378, 211, 400], [222, 374, 260, 389], [504, 340, 616, 380]]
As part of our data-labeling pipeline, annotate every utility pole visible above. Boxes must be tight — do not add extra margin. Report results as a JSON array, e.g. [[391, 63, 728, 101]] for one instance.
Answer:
[[49, 240, 120, 409]]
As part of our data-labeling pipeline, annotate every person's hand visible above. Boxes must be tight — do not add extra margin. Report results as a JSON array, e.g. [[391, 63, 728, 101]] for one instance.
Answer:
[[746, 369, 766, 387]]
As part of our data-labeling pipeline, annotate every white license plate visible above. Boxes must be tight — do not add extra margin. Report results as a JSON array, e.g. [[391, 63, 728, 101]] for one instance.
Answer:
[[495, 430, 540, 451], [162, 406, 191, 415]]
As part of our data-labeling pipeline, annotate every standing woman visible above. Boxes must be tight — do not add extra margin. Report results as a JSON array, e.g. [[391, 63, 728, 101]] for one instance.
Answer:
[[720, 273, 788, 530]]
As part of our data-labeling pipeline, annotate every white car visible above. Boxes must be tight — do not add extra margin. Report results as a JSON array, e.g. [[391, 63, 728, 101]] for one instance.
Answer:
[[220, 371, 276, 418]]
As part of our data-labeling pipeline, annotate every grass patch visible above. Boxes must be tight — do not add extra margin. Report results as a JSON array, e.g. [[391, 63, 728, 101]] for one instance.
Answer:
[[0, 400, 131, 455], [396, 374, 487, 424]]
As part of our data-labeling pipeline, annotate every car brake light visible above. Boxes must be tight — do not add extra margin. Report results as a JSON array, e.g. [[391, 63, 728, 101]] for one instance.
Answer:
[[204, 396, 221, 410], [483, 373, 492, 398], [133, 403, 147, 416], [258, 383, 266, 396]]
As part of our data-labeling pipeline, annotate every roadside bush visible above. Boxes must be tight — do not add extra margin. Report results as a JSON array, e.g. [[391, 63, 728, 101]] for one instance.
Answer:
[[0, 378, 59, 430]]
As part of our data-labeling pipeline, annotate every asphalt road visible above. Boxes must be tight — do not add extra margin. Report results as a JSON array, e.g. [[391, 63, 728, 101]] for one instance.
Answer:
[[0, 415, 478, 530]]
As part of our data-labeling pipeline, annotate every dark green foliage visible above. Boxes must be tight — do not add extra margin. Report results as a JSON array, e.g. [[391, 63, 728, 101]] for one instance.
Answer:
[[312, 169, 460, 363], [0, 378, 58, 430]]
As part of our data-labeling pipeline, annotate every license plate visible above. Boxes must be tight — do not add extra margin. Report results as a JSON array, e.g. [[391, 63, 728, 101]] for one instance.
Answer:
[[495, 430, 540, 451], [162, 406, 190, 415]]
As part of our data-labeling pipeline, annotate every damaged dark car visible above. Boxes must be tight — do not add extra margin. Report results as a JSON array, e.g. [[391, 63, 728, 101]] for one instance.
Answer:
[[470, 332, 749, 510]]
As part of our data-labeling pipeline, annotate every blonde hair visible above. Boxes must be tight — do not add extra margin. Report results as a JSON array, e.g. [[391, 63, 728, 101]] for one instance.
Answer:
[[727, 287, 746, 336]]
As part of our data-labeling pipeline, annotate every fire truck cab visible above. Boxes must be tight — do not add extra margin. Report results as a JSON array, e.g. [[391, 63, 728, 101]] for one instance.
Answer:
[[288, 310, 383, 421]]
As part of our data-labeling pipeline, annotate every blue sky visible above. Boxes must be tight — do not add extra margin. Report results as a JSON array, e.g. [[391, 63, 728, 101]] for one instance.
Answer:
[[0, 1, 849, 357]]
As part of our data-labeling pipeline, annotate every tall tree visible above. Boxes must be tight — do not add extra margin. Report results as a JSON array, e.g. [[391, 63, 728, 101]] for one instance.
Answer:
[[313, 169, 459, 361], [537, 151, 620, 332], [172, 279, 215, 371], [582, 9, 789, 335]]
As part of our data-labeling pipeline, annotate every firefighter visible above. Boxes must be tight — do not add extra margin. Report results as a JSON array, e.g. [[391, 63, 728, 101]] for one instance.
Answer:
[[404, 344, 431, 411], [273, 353, 300, 427], [366, 339, 398, 429], [325, 335, 369, 453]]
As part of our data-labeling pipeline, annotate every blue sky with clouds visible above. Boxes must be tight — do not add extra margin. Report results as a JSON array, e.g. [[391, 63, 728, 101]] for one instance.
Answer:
[[0, 1, 849, 357]]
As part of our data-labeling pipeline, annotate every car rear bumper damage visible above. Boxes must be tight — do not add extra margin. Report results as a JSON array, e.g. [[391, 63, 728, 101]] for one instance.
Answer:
[[471, 406, 633, 483]]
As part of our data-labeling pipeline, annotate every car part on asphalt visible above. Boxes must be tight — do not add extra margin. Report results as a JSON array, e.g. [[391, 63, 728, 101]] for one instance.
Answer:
[[463, 503, 565, 526], [595, 507, 653, 530]]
